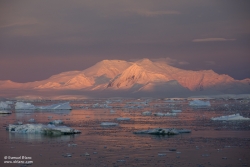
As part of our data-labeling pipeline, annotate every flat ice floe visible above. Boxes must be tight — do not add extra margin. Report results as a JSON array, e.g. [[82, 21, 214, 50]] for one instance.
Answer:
[[0, 110, 12, 114], [189, 100, 211, 107], [134, 128, 191, 135], [100, 122, 119, 126], [211, 113, 250, 121], [171, 110, 182, 113], [116, 117, 130, 121], [7, 124, 81, 135], [154, 112, 177, 116], [142, 111, 152, 116], [15, 102, 72, 110]]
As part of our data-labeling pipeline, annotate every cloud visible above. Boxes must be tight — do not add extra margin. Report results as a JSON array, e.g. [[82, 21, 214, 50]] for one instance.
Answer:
[[192, 38, 236, 42], [135, 10, 181, 17], [178, 61, 189, 65], [205, 61, 216, 65], [151, 57, 189, 66], [0, 18, 39, 29]]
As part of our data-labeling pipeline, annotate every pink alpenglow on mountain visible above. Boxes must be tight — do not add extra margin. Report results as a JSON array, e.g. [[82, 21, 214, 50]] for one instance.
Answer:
[[1, 59, 249, 98]]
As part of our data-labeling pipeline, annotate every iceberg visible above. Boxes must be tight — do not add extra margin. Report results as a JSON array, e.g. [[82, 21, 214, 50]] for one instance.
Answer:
[[189, 100, 211, 107], [0, 101, 11, 109], [142, 111, 152, 116], [15, 102, 72, 110], [0, 110, 12, 114], [154, 112, 177, 116], [100, 122, 119, 126], [171, 110, 182, 113], [38, 102, 72, 110], [15, 102, 36, 110], [134, 128, 191, 135], [7, 124, 81, 135], [211, 113, 250, 121], [116, 117, 130, 121], [49, 120, 63, 125]]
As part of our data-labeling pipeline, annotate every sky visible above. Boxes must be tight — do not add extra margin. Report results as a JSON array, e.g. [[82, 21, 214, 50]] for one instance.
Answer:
[[0, 0, 250, 83]]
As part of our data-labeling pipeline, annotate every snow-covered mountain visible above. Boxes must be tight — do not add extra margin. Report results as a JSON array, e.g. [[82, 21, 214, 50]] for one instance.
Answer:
[[1, 58, 249, 97]]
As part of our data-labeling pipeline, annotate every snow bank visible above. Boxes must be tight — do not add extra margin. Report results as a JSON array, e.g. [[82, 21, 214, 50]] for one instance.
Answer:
[[189, 100, 211, 107], [15, 102, 72, 110], [116, 117, 130, 121], [134, 128, 191, 135], [0, 110, 12, 114], [7, 124, 80, 135], [100, 122, 118, 126], [211, 113, 250, 121], [154, 112, 177, 116], [0, 101, 11, 109]]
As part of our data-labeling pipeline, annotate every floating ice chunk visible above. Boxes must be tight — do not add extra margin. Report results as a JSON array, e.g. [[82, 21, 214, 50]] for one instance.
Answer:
[[7, 124, 80, 135], [110, 109, 115, 113], [171, 110, 182, 113], [134, 128, 191, 135], [15, 102, 72, 110], [211, 113, 250, 121], [38, 102, 72, 110], [50, 120, 63, 125], [142, 111, 152, 116], [28, 118, 35, 122], [189, 100, 211, 107], [116, 117, 130, 121], [154, 112, 177, 116], [0, 110, 11, 114], [15, 102, 36, 110], [100, 122, 118, 126], [0, 101, 11, 109]]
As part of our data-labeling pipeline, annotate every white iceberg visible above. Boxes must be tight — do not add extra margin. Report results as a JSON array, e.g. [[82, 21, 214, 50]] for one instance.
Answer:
[[211, 113, 250, 121], [154, 112, 177, 116], [7, 124, 81, 135], [49, 120, 63, 125], [171, 110, 182, 113], [0, 101, 11, 109], [134, 128, 191, 135], [15, 102, 72, 110], [0, 110, 12, 114], [189, 100, 211, 107], [100, 122, 119, 126], [116, 117, 130, 121], [142, 111, 152, 116], [15, 102, 36, 110], [38, 102, 72, 110]]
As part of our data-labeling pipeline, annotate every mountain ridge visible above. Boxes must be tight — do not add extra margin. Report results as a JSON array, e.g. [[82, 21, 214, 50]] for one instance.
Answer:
[[1, 58, 249, 97]]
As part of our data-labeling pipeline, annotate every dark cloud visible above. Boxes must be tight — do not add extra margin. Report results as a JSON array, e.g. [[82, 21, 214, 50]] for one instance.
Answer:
[[0, 0, 249, 82]]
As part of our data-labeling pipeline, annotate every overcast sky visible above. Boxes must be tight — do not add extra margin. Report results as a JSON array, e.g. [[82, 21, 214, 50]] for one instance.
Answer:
[[0, 0, 249, 82]]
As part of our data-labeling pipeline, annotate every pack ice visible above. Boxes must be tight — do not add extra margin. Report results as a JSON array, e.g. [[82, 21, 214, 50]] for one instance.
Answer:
[[15, 102, 72, 110], [7, 124, 80, 135], [189, 100, 211, 107], [211, 113, 250, 121]]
